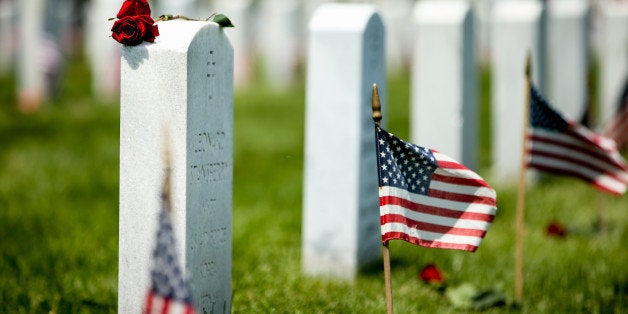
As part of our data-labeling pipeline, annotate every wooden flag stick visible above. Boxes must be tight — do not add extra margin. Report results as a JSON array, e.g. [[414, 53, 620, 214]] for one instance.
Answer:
[[162, 126, 173, 212], [597, 192, 608, 233], [382, 241, 394, 314], [372, 83, 393, 314], [515, 55, 532, 304]]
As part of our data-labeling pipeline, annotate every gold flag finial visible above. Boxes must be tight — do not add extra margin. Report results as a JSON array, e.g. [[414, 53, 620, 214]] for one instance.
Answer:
[[525, 52, 532, 78], [162, 127, 173, 212], [372, 83, 382, 126]]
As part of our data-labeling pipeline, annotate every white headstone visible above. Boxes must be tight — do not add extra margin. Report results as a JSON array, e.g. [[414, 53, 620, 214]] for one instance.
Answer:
[[379, 0, 413, 71], [0, 0, 15, 75], [598, 1, 628, 124], [119, 21, 233, 313], [471, 0, 492, 64], [17, 0, 46, 110], [212, 0, 257, 87], [156, 0, 200, 18], [303, 3, 386, 279], [547, 0, 590, 120], [258, 0, 303, 90], [491, 0, 544, 182], [85, 0, 120, 100], [411, 0, 477, 170]]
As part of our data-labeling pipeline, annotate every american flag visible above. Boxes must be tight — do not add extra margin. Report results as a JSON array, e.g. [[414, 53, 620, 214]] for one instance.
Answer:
[[144, 192, 196, 314], [375, 126, 497, 252], [527, 84, 628, 196]]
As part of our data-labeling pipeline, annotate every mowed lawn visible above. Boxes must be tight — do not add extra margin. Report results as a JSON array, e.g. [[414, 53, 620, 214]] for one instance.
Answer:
[[0, 58, 626, 313]]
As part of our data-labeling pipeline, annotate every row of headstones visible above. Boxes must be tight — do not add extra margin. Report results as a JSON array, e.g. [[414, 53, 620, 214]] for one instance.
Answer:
[[116, 1, 626, 313], [3, 0, 626, 112], [0, 0, 407, 101]]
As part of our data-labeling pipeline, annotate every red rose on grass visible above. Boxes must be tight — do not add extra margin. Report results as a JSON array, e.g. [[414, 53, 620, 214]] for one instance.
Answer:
[[419, 264, 444, 284], [545, 220, 567, 238], [116, 0, 152, 18], [111, 15, 159, 46]]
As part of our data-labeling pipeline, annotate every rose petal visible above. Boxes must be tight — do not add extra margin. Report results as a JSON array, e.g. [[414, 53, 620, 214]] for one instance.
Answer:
[[112, 16, 144, 46], [116, 0, 152, 19], [419, 264, 444, 284], [546, 220, 567, 238]]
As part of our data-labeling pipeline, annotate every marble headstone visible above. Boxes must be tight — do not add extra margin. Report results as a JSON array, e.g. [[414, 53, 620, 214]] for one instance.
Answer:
[[411, 0, 477, 170], [598, 2, 628, 124], [303, 3, 386, 280], [119, 21, 233, 313], [490, 0, 544, 182], [547, 0, 590, 120]]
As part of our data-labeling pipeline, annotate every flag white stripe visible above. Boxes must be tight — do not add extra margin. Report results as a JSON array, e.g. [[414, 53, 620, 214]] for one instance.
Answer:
[[529, 156, 627, 193], [530, 138, 627, 177], [381, 222, 483, 246], [382, 186, 497, 215], [429, 179, 497, 198], [573, 125, 621, 152], [533, 128, 616, 154], [380, 204, 493, 230], [433, 153, 485, 180]]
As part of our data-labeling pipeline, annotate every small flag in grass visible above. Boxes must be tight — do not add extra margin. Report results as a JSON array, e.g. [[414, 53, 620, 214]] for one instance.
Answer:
[[375, 126, 497, 252], [527, 84, 628, 195], [144, 192, 196, 314]]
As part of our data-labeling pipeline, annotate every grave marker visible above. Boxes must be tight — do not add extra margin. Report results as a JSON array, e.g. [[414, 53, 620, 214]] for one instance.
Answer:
[[85, 0, 120, 100], [212, 0, 256, 87], [490, 0, 544, 182], [17, 0, 46, 110], [119, 20, 233, 313], [411, 0, 477, 170], [157, 0, 199, 18], [379, 0, 413, 71], [598, 1, 628, 124], [0, 0, 15, 75], [258, 0, 303, 90], [303, 3, 386, 279], [547, 0, 590, 120]]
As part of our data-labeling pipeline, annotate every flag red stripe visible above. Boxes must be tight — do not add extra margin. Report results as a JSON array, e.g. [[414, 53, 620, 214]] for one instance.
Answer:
[[185, 304, 196, 314], [379, 195, 495, 222], [528, 149, 627, 183], [530, 132, 620, 165], [381, 214, 488, 237], [161, 299, 170, 314], [526, 163, 623, 195], [427, 188, 497, 206], [431, 173, 492, 188], [145, 292, 154, 314], [382, 231, 478, 252]]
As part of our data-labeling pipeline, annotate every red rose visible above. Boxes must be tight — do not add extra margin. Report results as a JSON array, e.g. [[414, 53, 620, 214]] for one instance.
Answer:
[[111, 15, 159, 46], [116, 0, 152, 18], [545, 220, 567, 238], [419, 264, 444, 284]]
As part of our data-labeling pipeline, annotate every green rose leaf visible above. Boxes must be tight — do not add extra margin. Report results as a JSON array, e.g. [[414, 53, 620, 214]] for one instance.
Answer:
[[445, 283, 478, 309], [472, 289, 506, 310], [212, 14, 234, 28], [445, 282, 507, 310]]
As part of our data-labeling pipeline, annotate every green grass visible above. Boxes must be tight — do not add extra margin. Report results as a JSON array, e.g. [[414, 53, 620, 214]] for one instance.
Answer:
[[1, 57, 627, 313]]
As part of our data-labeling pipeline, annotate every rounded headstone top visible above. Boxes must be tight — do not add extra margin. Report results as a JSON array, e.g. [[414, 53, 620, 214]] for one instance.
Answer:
[[309, 3, 381, 33], [492, 0, 543, 23], [149, 20, 219, 52], [414, 0, 470, 24], [548, 0, 589, 17]]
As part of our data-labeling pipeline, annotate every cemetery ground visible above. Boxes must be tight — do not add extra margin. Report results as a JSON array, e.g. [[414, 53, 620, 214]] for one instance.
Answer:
[[0, 57, 627, 313]]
